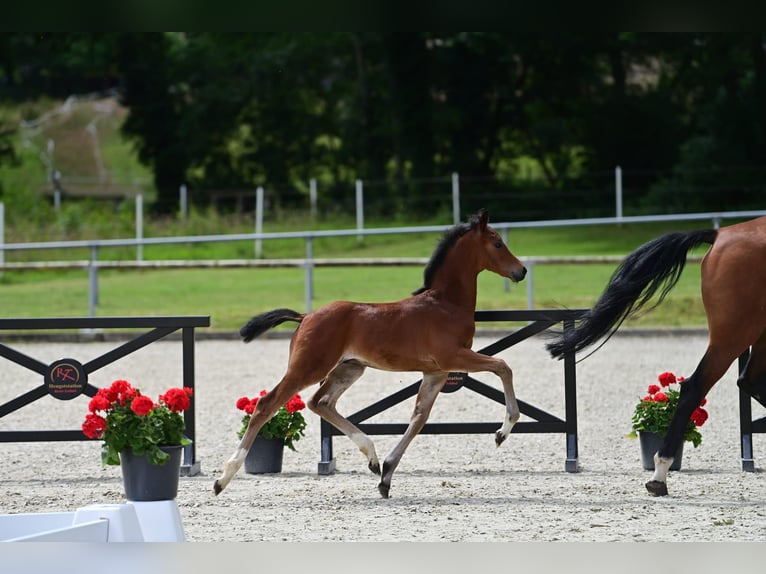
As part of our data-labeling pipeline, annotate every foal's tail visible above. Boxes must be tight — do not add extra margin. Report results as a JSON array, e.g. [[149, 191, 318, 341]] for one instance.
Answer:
[[240, 308, 304, 342], [547, 228, 718, 360]]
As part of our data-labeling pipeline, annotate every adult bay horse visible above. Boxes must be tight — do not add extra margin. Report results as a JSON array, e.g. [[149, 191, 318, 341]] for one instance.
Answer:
[[213, 209, 527, 498], [547, 216, 766, 496]]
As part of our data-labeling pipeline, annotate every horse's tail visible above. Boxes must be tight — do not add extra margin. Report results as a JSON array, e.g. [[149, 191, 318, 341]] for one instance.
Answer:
[[240, 308, 304, 343], [546, 228, 718, 360]]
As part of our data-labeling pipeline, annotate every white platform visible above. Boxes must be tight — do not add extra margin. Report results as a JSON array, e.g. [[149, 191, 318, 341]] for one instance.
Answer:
[[0, 500, 185, 542]]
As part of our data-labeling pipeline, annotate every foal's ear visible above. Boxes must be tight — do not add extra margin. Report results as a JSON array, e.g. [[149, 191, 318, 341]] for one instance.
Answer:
[[477, 209, 489, 229]]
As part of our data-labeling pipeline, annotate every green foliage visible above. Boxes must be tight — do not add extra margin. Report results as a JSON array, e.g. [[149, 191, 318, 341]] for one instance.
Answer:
[[101, 401, 188, 465], [236, 393, 307, 451], [4, 33, 766, 219], [82, 380, 192, 466], [630, 372, 709, 448]]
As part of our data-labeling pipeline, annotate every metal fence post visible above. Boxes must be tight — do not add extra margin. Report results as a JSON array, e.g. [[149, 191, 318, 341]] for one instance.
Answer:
[[452, 172, 460, 225], [502, 228, 511, 293], [255, 186, 264, 258], [525, 261, 535, 309], [309, 178, 318, 219], [179, 184, 188, 220], [135, 194, 143, 262], [89, 245, 99, 317], [305, 237, 314, 313], [615, 166, 623, 220], [355, 180, 364, 243]]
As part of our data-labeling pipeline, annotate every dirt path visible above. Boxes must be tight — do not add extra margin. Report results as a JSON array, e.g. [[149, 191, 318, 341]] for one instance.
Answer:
[[1, 333, 765, 542]]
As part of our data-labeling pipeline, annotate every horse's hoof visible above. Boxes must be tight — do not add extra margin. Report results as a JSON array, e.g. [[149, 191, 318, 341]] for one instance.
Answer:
[[495, 430, 507, 447], [369, 461, 381, 475], [213, 480, 223, 496], [645, 480, 668, 497], [378, 482, 390, 499]]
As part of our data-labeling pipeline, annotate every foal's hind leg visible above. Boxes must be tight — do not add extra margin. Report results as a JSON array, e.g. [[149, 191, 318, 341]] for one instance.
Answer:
[[308, 360, 381, 474], [214, 377, 305, 495], [378, 372, 448, 498]]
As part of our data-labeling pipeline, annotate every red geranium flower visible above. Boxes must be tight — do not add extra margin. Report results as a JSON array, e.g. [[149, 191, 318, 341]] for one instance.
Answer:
[[110, 379, 132, 395], [88, 394, 111, 413], [82, 413, 107, 439], [82, 379, 192, 467], [658, 372, 676, 387], [691, 408, 709, 427], [632, 371, 707, 448], [244, 398, 258, 415], [130, 395, 154, 416], [97, 386, 118, 404], [286, 394, 306, 414], [234, 389, 307, 451], [160, 387, 193, 412]]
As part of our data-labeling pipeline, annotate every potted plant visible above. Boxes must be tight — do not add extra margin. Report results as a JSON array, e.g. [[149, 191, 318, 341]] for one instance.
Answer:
[[235, 390, 307, 474], [82, 379, 193, 500], [630, 371, 709, 470]]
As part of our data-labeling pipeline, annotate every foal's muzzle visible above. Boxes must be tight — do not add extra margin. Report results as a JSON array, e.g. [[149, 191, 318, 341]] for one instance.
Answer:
[[511, 267, 527, 282]]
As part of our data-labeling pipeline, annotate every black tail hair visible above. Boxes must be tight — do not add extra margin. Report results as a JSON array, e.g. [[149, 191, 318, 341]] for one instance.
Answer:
[[546, 228, 717, 360], [240, 308, 304, 343]]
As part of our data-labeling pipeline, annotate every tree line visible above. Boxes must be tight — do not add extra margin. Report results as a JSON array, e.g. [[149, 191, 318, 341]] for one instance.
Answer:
[[1, 32, 765, 217]]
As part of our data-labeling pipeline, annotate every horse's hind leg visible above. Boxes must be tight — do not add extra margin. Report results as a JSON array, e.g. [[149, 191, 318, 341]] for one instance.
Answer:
[[378, 371, 448, 499], [646, 344, 739, 496], [308, 360, 381, 474], [737, 329, 766, 407], [214, 377, 304, 495]]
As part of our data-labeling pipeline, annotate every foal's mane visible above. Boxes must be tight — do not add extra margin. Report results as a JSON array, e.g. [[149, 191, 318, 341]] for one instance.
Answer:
[[412, 212, 481, 295]]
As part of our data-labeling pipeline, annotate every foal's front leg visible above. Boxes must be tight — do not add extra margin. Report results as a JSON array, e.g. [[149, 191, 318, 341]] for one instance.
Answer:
[[378, 372, 448, 498], [452, 349, 520, 447]]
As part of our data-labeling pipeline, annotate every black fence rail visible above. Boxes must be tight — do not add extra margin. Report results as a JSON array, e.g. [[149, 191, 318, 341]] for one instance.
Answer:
[[319, 309, 585, 475], [0, 316, 210, 475], [738, 349, 766, 472]]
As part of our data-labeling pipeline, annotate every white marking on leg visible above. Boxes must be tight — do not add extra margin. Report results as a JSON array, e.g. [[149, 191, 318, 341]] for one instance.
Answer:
[[350, 431, 379, 469], [217, 448, 248, 491], [650, 453, 673, 484]]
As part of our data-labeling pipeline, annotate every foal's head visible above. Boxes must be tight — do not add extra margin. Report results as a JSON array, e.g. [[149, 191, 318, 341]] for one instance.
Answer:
[[414, 209, 526, 294], [470, 209, 527, 282]]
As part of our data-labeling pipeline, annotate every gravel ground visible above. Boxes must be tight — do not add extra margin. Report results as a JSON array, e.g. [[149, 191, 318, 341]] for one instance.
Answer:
[[1, 332, 765, 543]]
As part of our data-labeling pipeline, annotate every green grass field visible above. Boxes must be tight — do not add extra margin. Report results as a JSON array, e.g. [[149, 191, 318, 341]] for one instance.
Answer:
[[0, 218, 717, 332]]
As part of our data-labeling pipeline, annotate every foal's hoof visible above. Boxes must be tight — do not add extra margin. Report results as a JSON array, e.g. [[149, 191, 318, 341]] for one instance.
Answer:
[[495, 430, 507, 447], [369, 461, 381, 475], [213, 480, 223, 496], [378, 482, 390, 499], [645, 480, 668, 497]]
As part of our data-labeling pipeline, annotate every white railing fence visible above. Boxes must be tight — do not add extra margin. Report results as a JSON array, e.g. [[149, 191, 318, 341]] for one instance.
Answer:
[[1, 208, 764, 316]]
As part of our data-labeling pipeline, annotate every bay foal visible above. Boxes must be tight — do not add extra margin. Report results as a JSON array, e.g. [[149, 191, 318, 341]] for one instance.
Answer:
[[214, 209, 527, 498]]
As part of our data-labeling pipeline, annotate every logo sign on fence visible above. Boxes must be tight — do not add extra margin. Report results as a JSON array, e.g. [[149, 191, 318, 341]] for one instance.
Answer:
[[45, 358, 87, 400], [441, 371, 466, 393]]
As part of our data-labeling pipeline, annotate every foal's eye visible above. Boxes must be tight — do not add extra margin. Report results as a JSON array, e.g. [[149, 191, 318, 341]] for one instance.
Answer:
[[494, 241, 502, 249]]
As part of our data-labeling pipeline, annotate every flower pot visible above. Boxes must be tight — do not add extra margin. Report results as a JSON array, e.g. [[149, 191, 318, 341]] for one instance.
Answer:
[[638, 431, 683, 471], [244, 436, 284, 474], [119, 445, 183, 501]]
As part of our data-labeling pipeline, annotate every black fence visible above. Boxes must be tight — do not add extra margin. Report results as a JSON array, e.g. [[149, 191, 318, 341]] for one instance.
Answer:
[[0, 316, 210, 475], [738, 349, 766, 472], [318, 309, 585, 475]]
